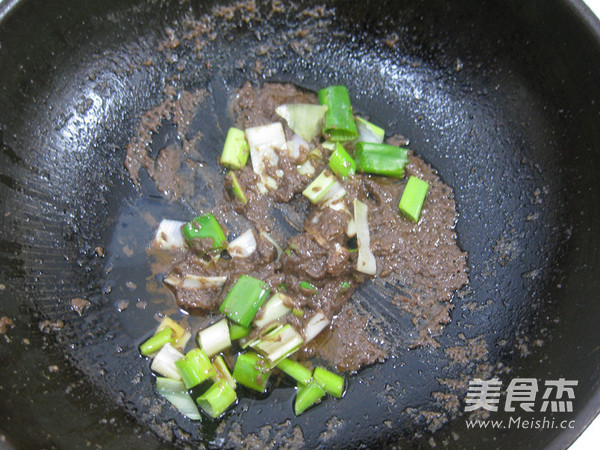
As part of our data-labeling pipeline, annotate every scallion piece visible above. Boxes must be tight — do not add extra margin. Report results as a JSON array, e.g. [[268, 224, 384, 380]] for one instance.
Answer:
[[225, 171, 248, 204], [398, 176, 429, 222], [140, 327, 174, 356], [150, 343, 184, 380], [355, 116, 385, 144], [156, 377, 201, 421], [303, 311, 330, 343], [153, 219, 186, 250], [212, 355, 236, 389], [182, 214, 227, 251], [196, 379, 238, 419], [254, 292, 292, 329], [313, 366, 346, 398], [232, 352, 270, 393], [328, 142, 356, 178], [155, 317, 190, 352], [175, 348, 216, 389], [246, 122, 287, 192], [219, 275, 271, 327], [251, 324, 304, 367], [198, 318, 231, 357], [229, 323, 251, 341], [321, 141, 336, 151], [294, 380, 326, 415], [302, 170, 336, 204], [181, 274, 228, 290], [354, 142, 409, 178], [353, 198, 377, 275], [220, 127, 250, 170], [299, 280, 318, 295], [318, 86, 358, 142], [277, 358, 312, 386], [275, 103, 328, 142], [228, 229, 257, 259]]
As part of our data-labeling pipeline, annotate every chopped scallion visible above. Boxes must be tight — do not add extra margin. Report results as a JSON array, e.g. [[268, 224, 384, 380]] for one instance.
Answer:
[[175, 348, 216, 389], [303, 311, 330, 344], [277, 358, 312, 386], [232, 352, 270, 393], [229, 323, 251, 341], [275, 103, 328, 142], [212, 354, 236, 389], [198, 318, 231, 357], [228, 229, 257, 258], [328, 142, 356, 178], [354, 142, 409, 178], [299, 280, 318, 295], [225, 171, 248, 204], [302, 170, 336, 204], [156, 377, 201, 421], [294, 380, 326, 415], [153, 219, 186, 250], [246, 122, 287, 192], [140, 327, 174, 356], [254, 292, 292, 329], [220, 127, 250, 170], [318, 86, 358, 142], [219, 275, 271, 327], [250, 324, 303, 367], [398, 176, 429, 222], [150, 343, 184, 380], [196, 379, 238, 419], [182, 214, 227, 251], [353, 198, 377, 275], [313, 366, 346, 398], [355, 116, 385, 144]]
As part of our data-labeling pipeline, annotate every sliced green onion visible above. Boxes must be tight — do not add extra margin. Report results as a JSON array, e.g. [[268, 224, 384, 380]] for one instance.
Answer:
[[292, 308, 304, 317], [339, 281, 351, 292], [398, 176, 429, 222], [277, 358, 312, 386], [175, 348, 216, 389], [232, 352, 271, 393], [299, 280, 318, 295], [313, 366, 346, 398], [212, 354, 236, 389], [156, 377, 201, 421], [219, 275, 271, 327], [153, 219, 186, 250], [225, 171, 248, 204], [354, 142, 409, 178], [251, 324, 303, 367], [318, 86, 358, 142], [198, 318, 231, 357], [275, 103, 328, 142], [228, 229, 257, 258], [246, 122, 287, 192], [294, 380, 326, 415], [355, 116, 385, 144], [321, 141, 336, 151], [328, 142, 356, 178], [229, 323, 251, 341], [220, 127, 250, 170], [254, 292, 292, 329], [353, 198, 377, 275], [156, 317, 187, 343], [303, 311, 330, 343], [346, 217, 356, 237], [140, 327, 174, 356], [180, 274, 228, 290], [297, 159, 316, 177], [182, 214, 227, 251], [260, 232, 284, 262], [150, 343, 184, 380], [302, 170, 336, 204], [320, 181, 347, 210], [196, 379, 238, 419]]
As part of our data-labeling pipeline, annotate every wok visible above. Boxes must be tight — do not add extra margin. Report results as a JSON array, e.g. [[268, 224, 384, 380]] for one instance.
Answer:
[[0, 0, 599, 448]]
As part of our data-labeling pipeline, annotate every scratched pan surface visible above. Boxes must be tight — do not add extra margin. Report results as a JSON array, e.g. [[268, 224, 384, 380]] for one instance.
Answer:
[[0, 0, 599, 448]]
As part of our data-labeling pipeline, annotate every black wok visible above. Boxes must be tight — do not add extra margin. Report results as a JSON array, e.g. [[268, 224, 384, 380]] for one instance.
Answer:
[[0, 0, 599, 448]]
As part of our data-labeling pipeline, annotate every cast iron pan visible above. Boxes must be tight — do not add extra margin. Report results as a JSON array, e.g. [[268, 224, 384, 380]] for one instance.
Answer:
[[0, 0, 599, 448]]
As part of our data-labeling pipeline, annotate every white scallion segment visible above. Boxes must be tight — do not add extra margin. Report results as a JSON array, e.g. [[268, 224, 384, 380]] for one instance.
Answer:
[[287, 134, 310, 161], [275, 103, 328, 142], [302, 170, 337, 204], [213, 355, 236, 389], [173, 331, 191, 352], [246, 122, 287, 192], [150, 343, 184, 380], [251, 324, 303, 367], [321, 141, 336, 151], [198, 318, 231, 357], [260, 232, 283, 262], [254, 292, 292, 329], [346, 218, 357, 237], [155, 377, 201, 421], [153, 220, 186, 250], [228, 229, 257, 258], [321, 181, 347, 210], [353, 198, 377, 275], [297, 159, 316, 177], [303, 311, 330, 343], [181, 274, 228, 290], [356, 117, 385, 144]]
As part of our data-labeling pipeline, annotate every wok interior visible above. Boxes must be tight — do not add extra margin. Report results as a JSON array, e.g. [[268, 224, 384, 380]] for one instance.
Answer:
[[0, 0, 599, 447]]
